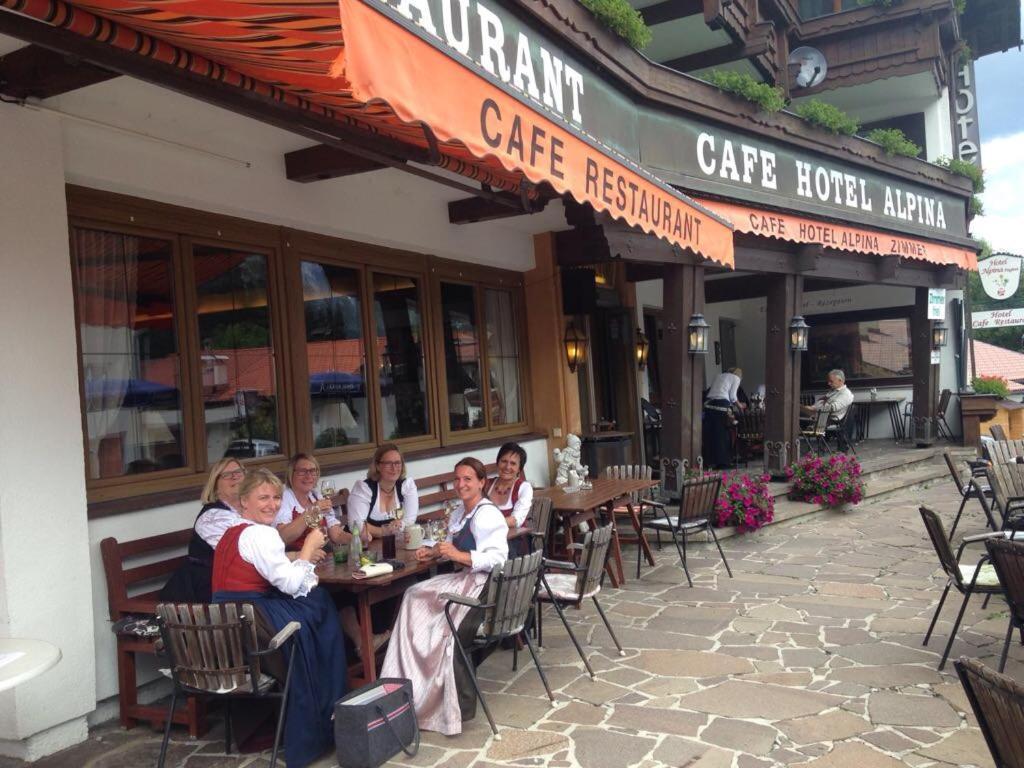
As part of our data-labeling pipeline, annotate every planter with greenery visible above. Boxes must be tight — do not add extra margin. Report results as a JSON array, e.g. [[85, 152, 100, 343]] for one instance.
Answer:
[[794, 100, 859, 136], [935, 155, 985, 216], [787, 454, 865, 508], [864, 128, 921, 158], [972, 375, 1011, 398], [705, 70, 786, 113], [714, 472, 775, 532], [578, 0, 652, 49]]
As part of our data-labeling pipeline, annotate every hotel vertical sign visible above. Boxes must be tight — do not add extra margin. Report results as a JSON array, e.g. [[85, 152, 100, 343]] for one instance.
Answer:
[[952, 60, 983, 168]]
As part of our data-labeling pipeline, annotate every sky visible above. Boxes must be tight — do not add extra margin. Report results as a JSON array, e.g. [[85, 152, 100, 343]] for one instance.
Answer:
[[970, 2, 1024, 255]]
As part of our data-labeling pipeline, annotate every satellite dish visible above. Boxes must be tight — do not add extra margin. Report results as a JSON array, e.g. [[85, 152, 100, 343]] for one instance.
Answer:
[[789, 46, 828, 89]]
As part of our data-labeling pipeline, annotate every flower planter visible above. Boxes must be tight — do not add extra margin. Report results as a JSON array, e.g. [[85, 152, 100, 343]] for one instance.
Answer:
[[959, 393, 1001, 447]]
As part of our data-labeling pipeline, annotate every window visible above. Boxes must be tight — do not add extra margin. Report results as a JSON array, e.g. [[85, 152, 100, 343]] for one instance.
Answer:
[[302, 261, 371, 449], [441, 282, 484, 431], [804, 307, 913, 387], [485, 289, 522, 425], [193, 245, 281, 463], [798, 0, 860, 20], [373, 273, 430, 440], [74, 229, 186, 479]]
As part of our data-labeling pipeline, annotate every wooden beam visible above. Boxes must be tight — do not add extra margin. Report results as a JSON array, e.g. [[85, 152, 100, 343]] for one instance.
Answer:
[[662, 37, 771, 73], [0, 43, 116, 99], [764, 274, 802, 475], [625, 263, 665, 282], [705, 274, 770, 303], [910, 286, 939, 446], [284, 144, 393, 182], [660, 263, 705, 465], [448, 192, 546, 224], [639, 0, 704, 26]]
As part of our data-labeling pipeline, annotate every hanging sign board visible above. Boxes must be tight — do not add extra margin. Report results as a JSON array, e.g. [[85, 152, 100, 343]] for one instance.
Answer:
[[927, 288, 947, 320], [972, 253, 1024, 328]]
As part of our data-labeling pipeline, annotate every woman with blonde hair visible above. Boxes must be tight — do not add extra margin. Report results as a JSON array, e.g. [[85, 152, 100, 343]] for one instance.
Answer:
[[347, 443, 419, 537], [704, 367, 744, 469], [274, 452, 349, 552], [159, 456, 245, 603]]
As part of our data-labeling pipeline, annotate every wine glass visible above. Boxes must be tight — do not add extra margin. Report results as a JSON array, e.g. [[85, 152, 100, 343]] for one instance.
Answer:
[[320, 479, 337, 506]]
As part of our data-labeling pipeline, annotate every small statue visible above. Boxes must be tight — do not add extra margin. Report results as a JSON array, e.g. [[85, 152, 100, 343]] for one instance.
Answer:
[[554, 434, 589, 488]]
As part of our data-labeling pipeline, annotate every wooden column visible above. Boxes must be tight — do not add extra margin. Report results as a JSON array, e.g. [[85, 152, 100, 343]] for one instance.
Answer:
[[660, 263, 705, 466], [911, 286, 939, 447], [764, 274, 803, 474]]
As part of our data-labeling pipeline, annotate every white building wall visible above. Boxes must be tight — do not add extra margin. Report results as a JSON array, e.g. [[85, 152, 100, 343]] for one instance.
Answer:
[[924, 87, 956, 161], [0, 108, 96, 760]]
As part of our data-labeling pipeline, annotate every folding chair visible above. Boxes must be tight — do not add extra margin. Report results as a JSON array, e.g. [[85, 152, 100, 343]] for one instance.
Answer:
[[985, 536, 1024, 673], [943, 451, 992, 539], [799, 410, 831, 456], [956, 656, 1024, 767]]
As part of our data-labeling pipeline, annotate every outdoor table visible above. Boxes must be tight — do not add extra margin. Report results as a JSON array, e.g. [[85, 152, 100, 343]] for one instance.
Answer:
[[851, 392, 906, 441], [536, 477, 658, 587], [316, 525, 533, 684], [0, 638, 61, 693]]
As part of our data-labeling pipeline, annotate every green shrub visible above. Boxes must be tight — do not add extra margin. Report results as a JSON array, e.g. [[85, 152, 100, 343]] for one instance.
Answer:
[[794, 100, 859, 135], [578, 0, 652, 49], [970, 195, 985, 217], [935, 155, 985, 193], [972, 375, 1010, 397], [864, 128, 921, 157], [704, 70, 786, 113]]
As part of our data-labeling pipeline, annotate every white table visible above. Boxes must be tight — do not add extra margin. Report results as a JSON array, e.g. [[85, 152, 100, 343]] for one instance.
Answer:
[[0, 638, 61, 693]]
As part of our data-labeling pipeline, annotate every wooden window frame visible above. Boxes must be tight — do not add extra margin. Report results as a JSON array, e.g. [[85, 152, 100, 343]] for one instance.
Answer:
[[803, 305, 915, 389]]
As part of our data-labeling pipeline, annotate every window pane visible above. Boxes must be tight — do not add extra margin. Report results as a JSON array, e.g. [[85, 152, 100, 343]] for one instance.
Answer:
[[441, 283, 484, 431], [807, 317, 912, 384], [485, 289, 522, 425], [373, 273, 429, 439], [193, 245, 280, 461], [302, 262, 370, 448], [74, 229, 186, 479]]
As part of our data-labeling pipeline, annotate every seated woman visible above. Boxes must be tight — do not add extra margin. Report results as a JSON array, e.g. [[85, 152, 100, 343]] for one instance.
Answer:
[[347, 444, 419, 538], [381, 457, 508, 735], [704, 367, 744, 469], [159, 457, 245, 603], [212, 469, 346, 768], [273, 453, 348, 551], [485, 442, 533, 529]]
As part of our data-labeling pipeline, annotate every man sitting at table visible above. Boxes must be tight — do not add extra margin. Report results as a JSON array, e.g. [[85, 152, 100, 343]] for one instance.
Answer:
[[801, 369, 855, 423]]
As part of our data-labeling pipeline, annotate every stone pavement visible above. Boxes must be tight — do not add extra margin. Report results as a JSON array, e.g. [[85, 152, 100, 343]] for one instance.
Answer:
[[3, 473, 1007, 767]]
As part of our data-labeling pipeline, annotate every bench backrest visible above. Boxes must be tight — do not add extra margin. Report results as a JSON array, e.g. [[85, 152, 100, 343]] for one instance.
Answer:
[[100, 529, 192, 621], [990, 439, 1024, 464], [414, 462, 498, 522]]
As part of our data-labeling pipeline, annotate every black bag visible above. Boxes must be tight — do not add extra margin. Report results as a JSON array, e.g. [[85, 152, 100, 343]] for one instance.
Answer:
[[334, 678, 420, 768]]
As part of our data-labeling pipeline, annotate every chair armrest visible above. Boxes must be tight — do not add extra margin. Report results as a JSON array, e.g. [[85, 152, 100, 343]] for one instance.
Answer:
[[529, 531, 546, 541], [566, 543, 584, 551], [641, 499, 665, 509], [963, 531, 1008, 544], [440, 592, 481, 608], [267, 621, 301, 652], [542, 558, 579, 572]]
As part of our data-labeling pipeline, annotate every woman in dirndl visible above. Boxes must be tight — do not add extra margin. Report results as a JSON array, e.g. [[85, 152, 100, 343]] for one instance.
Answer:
[[380, 457, 508, 735], [211, 468, 346, 768]]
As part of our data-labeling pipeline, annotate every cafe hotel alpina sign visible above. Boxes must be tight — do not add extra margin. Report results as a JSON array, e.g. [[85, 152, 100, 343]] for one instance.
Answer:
[[974, 253, 1024, 329], [337, 0, 974, 265]]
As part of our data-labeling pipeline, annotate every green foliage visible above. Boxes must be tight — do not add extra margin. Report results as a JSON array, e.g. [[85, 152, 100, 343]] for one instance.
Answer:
[[578, 0, 652, 49], [972, 375, 1010, 397], [935, 156, 985, 192], [794, 100, 859, 135], [959, 43, 973, 66], [704, 70, 786, 113], [864, 128, 921, 158], [953, 0, 967, 14], [970, 195, 985, 217]]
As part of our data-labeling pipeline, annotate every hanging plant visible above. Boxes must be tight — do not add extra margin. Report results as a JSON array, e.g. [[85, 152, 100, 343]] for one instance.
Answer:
[[794, 100, 859, 136], [578, 0, 652, 49], [864, 128, 921, 158], [935, 155, 985, 217], [704, 70, 786, 113]]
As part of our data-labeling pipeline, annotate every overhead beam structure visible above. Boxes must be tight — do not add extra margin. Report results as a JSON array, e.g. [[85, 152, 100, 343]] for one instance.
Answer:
[[285, 144, 395, 182], [0, 43, 117, 99]]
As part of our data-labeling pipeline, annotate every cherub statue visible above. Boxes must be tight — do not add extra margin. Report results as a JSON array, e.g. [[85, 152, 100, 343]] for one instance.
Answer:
[[553, 434, 589, 488]]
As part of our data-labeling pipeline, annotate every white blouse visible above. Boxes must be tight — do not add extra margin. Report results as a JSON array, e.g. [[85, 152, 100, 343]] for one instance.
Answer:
[[706, 371, 741, 403], [347, 477, 419, 530], [448, 499, 509, 573], [195, 503, 241, 549], [236, 520, 318, 598], [273, 486, 341, 530], [488, 479, 534, 527]]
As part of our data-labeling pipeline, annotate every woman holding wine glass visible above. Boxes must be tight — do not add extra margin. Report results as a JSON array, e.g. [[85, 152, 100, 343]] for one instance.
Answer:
[[381, 457, 508, 735], [347, 444, 419, 538], [274, 453, 349, 553]]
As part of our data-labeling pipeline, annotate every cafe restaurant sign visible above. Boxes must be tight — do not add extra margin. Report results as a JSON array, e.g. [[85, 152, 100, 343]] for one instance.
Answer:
[[337, 0, 969, 247], [973, 253, 1024, 328]]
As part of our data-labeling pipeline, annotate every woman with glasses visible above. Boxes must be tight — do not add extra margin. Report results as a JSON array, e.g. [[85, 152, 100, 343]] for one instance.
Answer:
[[347, 444, 419, 538], [159, 457, 245, 603], [274, 453, 348, 553]]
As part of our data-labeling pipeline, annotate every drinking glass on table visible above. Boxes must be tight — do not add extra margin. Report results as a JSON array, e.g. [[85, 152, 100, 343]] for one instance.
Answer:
[[320, 479, 337, 506]]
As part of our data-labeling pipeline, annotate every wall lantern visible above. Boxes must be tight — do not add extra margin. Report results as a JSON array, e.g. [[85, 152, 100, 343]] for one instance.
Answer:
[[635, 328, 650, 370], [789, 315, 810, 352], [687, 314, 710, 355], [932, 319, 948, 350], [563, 322, 587, 374]]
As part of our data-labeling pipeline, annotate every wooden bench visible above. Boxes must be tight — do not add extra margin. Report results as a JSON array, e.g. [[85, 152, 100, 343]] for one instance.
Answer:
[[100, 530, 207, 737], [413, 462, 499, 522]]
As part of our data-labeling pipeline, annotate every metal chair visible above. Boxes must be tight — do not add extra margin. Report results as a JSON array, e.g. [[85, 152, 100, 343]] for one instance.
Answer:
[[935, 389, 954, 440], [919, 506, 1004, 670], [956, 657, 1024, 768], [155, 603, 299, 768], [536, 525, 624, 678], [944, 451, 993, 540], [985, 536, 1024, 672], [825, 408, 857, 455], [442, 551, 552, 738], [640, 474, 731, 587], [799, 410, 832, 456], [991, 424, 1009, 442]]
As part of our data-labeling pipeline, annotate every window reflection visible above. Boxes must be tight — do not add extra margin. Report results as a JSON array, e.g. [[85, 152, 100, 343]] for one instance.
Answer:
[[193, 245, 280, 461], [807, 316, 912, 385], [485, 289, 522, 425], [302, 262, 370, 448], [74, 229, 185, 478], [373, 273, 429, 439], [441, 283, 484, 431]]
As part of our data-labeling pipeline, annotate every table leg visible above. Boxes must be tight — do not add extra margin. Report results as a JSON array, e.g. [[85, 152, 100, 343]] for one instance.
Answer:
[[889, 402, 904, 441], [356, 593, 376, 683], [629, 503, 656, 567], [602, 503, 626, 586]]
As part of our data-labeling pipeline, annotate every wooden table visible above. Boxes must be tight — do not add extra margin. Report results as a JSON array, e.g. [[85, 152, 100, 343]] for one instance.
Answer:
[[537, 477, 658, 587], [317, 525, 533, 684], [0, 638, 61, 693]]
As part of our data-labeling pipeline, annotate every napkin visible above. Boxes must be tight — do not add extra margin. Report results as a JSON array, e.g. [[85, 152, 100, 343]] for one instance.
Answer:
[[351, 562, 394, 580]]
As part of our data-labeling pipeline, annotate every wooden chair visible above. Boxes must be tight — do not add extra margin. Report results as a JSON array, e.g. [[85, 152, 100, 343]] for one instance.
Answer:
[[524, 496, 553, 554], [604, 464, 656, 572], [640, 474, 731, 587], [442, 551, 552, 738], [955, 657, 1024, 768], [155, 603, 300, 768], [936, 389, 955, 440], [919, 506, 1004, 670], [988, 439, 1024, 464], [536, 525, 624, 679], [825, 408, 857, 455], [984, 463, 1024, 532], [991, 424, 1009, 442], [985, 536, 1024, 673], [734, 409, 765, 466], [944, 451, 993, 539], [799, 410, 832, 456]]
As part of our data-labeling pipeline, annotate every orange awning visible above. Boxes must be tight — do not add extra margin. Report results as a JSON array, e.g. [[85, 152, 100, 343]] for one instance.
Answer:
[[695, 199, 978, 271], [0, 0, 733, 266]]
